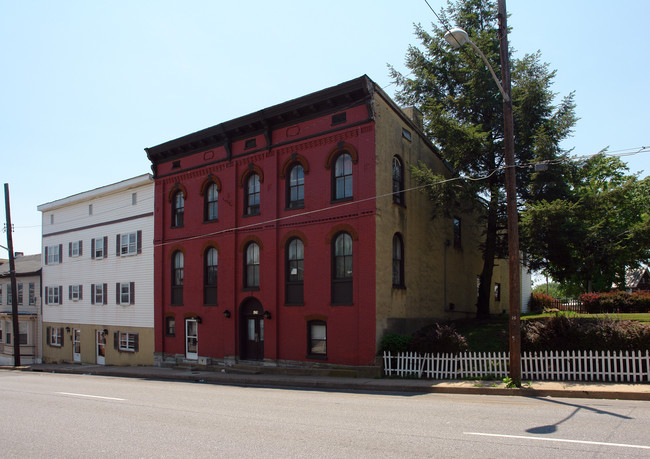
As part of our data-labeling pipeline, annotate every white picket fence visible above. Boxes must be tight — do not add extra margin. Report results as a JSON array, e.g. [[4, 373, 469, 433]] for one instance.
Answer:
[[383, 350, 650, 382]]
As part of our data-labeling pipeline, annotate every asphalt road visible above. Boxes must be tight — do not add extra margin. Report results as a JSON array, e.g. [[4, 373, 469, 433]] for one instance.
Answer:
[[1, 370, 649, 458]]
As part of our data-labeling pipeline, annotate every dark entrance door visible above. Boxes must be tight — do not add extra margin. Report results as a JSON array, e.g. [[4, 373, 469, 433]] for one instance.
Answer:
[[240, 298, 264, 361]]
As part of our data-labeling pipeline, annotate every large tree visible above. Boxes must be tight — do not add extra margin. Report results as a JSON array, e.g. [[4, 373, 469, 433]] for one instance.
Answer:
[[521, 154, 650, 294], [389, 0, 576, 317]]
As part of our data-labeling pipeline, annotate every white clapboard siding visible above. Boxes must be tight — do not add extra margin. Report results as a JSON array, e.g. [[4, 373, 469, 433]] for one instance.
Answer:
[[39, 175, 154, 328], [383, 350, 650, 382]]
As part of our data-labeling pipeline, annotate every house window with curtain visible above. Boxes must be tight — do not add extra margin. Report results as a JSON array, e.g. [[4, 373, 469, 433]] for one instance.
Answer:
[[332, 232, 353, 304], [172, 191, 184, 227], [205, 183, 218, 222], [244, 242, 260, 289], [245, 173, 261, 215], [307, 320, 327, 358], [332, 153, 353, 201], [204, 247, 218, 305], [171, 251, 184, 305], [287, 164, 305, 209], [285, 238, 304, 305]]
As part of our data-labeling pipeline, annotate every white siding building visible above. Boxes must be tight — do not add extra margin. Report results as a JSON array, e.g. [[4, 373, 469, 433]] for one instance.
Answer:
[[37, 174, 154, 365], [0, 254, 42, 365]]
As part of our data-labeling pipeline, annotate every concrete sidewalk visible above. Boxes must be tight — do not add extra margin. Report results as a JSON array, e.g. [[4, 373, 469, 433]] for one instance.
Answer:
[[2, 363, 648, 401]]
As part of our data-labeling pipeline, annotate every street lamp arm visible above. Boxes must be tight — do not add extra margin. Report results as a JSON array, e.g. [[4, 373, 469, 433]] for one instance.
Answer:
[[465, 40, 510, 103]]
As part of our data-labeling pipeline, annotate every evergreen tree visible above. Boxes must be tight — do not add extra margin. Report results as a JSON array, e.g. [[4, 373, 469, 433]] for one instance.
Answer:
[[389, 0, 576, 317]]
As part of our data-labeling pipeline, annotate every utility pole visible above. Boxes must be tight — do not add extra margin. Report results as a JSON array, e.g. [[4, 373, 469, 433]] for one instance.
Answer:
[[4, 183, 21, 367], [497, 0, 521, 384]]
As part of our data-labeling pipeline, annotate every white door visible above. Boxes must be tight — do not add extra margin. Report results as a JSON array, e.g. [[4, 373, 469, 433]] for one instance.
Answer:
[[96, 330, 106, 365], [73, 329, 81, 362], [185, 319, 198, 360]]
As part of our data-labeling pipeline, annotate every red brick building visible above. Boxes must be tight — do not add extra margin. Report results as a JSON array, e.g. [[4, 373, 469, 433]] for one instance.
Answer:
[[146, 76, 507, 371]]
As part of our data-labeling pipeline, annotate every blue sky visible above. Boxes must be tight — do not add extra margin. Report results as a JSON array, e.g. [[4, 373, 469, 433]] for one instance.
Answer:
[[2, 0, 648, 257]]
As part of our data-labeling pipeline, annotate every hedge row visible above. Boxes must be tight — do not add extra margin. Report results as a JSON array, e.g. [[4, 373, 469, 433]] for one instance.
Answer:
[[579, 291, 650, 313]]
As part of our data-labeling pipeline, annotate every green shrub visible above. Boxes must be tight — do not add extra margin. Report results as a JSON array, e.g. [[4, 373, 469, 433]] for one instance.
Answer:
[[529, 292, 555, 313], [411, 323, 468, 354], [580, 290, 650, 313], [379, 333, 412, 354]]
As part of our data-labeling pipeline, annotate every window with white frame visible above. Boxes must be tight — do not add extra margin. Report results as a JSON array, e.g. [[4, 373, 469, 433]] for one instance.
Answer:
[[70, 285, 82, 301], [46, 286, 61, 305], [70, 240, 82, 257], [92, 283, 107, 305], [49, 327, 63, 347], [119, 332, 138, 352], [46, 245, 60, 264], [17, 283, 23, 305], [120, 232, 137, 255], [6, 284, 11, 305], [117, 282, 134, 305], [28, 283, 35, 305], [93, 237, 106, 259]]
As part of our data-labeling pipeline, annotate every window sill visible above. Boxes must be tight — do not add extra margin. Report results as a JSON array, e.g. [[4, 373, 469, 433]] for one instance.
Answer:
[[330, 302, 353, 306], [203, 219, 219, 224], [242, 287, 260, 292], [392, 284, 406, 290], [330, 197, 353, 204], [284, 302, 305, 306], [242, 212, 260, 218], [285, 204, 304, 211], [170, 225, 184, 229], [170, 303, 184, 307], [202, 303, 219, 307], [118, 348, 136, 353]]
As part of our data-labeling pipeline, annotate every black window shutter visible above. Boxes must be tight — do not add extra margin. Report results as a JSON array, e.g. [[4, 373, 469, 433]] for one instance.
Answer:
[[59, 286, 63, 304], [91, 239, 95, 259], [79, 285, 83, 300], [44, 247, 48, 265], [58, 328, 64, 344], [103, 283, 107, 304], [58, 244, 62, 263], [116, 235, 120, 256], [79, 240, 83, 256], [130, 282, 135, 305], [134, 333, 139, 352], [44, 287, 48, 305], [137, 230, 142, 254], [68, 242, 72, 257], [46, 326, 51, 345], [91, 285, 95, 305], [114, 332, 119, 350], [116, 283, 120, 305], [103, 236, 108, 258], [68, 285, 72, 300]]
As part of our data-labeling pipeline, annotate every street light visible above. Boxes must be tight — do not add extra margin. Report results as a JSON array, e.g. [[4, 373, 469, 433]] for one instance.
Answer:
[[443, 0, 522, 384]]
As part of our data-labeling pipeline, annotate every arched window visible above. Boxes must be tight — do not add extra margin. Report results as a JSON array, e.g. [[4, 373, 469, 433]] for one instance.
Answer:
[[332, 232, 353, 304], [287, 164, 305, 209], [205, 183, 218, 222], [333, 152, 353, 201], [392, 233, 405, 288], [171, 251, 184, 305], [172, 191, 184, 227], [245, 173, 261, 215], [285, 238, 304, 304], [204, 247, 218, 305], [392, 156, 405, 205], [244, 242, 260, 289]]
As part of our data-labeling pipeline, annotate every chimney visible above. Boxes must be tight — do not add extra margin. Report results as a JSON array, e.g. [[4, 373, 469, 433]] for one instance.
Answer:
[[401, 106, 423, 130]]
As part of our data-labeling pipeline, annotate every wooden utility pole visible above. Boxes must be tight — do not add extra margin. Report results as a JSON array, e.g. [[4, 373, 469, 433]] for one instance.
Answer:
[[497, 0, 521, 384], [4, 183, 21, 367]]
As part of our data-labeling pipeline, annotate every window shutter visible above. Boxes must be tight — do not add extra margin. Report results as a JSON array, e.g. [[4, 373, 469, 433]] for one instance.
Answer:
[[134, 333, 139, 352], [130, 282, 135, 305], [91, 285, 95, 305], [44, 288, 48, 305], [79, 240, 83, 257], [58, 244, 63, 263], [68, 285, 72, 300], [59, 328, 64, 344], [137, 230, 142, 254], [68, 242, 72, 257], [116, 283, 120, 305], [59, 286, 63, 304], [91, 239, 95, 259], [44, 247, 48, 265], [103, 236, 108, 258], [116, 235, 121, 256], [114, 332, 119, 350], [103, 283, 107, 304], [79, 285, 83, 300], [46, 326, 51, 345]]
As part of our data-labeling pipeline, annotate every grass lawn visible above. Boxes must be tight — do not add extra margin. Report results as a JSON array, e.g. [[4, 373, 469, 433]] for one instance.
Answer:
[[451, 312, 650, 352]]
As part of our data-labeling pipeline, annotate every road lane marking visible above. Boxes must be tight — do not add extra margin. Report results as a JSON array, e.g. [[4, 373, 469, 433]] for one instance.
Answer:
[[56, 392, 125, 401], [464, 432, 650, 450]]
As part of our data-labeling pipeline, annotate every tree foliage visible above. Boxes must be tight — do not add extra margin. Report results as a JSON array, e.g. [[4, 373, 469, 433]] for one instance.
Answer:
[[389, 0, 576, 316], [521, 154, 650, 293]]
